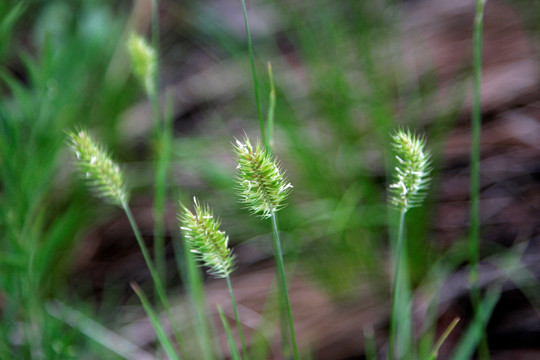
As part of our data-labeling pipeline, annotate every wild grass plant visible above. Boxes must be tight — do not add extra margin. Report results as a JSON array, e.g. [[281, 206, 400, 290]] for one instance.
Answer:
[[1, 0, 538, 359]]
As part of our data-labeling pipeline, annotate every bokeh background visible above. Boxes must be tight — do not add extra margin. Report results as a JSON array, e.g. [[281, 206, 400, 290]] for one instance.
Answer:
[[1, 0, 539, 358]]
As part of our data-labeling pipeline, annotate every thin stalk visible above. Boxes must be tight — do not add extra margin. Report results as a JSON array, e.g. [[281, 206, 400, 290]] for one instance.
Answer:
[[388, 209, 406, 360], [239, 0, 266, 147], [266, 62, 276, 151], [132, 283, 181, 360], [270, 212, 299, 360], [218, 306, 241, 360], [122, 202, 185, 356], [150, 0, 168, 289], [226, 276, 250, 360], [429, 317, 460, 360], [470, 0, 487, 358], [364, 325, 377, 360]]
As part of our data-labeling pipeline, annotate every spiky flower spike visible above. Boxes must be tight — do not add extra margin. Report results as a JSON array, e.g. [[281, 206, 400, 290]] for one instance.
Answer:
[[234, 136, 293, 219], [389, 128, 431, 212], [127, 32, 157, 96], [180, 197, 235, 278], [68, 130, 129, 206]]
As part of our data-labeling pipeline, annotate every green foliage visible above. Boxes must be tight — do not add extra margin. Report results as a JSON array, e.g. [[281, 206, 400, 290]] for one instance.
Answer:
[[0, 1, 133, 357], [0, 0, 537, 358]]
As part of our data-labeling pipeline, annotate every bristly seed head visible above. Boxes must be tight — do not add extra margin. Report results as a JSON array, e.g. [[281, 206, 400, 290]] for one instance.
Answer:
[[68, 130, 129, 206], [234, 136, 292, 219], [179, 197, 235, 278], [389, 128, 431, 212], [127, 32, 157, 96]]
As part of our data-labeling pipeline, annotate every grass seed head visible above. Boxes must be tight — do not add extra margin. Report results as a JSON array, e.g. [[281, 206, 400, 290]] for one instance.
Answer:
[[389, 128, 431, 212], [68, 130, 129, 206], [234, 136, 293, 219], [127, 32, 157, 96], [179, 197, 235, 278]]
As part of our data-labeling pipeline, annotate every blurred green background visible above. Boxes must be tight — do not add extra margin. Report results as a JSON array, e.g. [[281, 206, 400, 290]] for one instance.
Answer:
[[1, 0, 539, 358]]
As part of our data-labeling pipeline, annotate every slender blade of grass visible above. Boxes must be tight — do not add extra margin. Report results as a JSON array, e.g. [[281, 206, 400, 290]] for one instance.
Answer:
[[226, 276, 250, 360], [450, 286, 501, 360], [266, 62, 276, 151], [149, 0, 168, 294], [271, 213, 299, 360], [239, 0, 265, 147], [131, 283, 181, 360], [388, 209, 406, 360], [47, 300, 154, 360], [218, 305, 241, 360], [363, 325, 377, 360], [122, 202, 185, 356], [427, 317, 460, 360], [469, 0, 487, 358]]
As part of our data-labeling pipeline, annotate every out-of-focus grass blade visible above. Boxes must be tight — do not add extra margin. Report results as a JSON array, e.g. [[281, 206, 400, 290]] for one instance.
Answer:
[[217, 305, 241, 360], [265, 62, 276, 150], [46, 300, 153, 360], [131, 282, 181, 360], [449, 286, 502, 360], [363, 325, 377, 360], [426, 317, 459, 360]]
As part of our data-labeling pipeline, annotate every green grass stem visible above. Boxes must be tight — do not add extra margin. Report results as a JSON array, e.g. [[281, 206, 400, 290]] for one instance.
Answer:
[[266, 62, 276, 151], [149, 0, 169, 293], [226, 275, 250, 360], [450, 286, 502, 360], [427, 317, 460, 360], [239, 0, 266, 147], [388, 209, 406, 360], [271, 212, 299, 360], [122, 202, 185, 357], [470, 0, 487, 358], [218, 305, 241, 360], [47, 301, 153, 360], [364, 325, 377, 360], [131, 283, 180, 360]]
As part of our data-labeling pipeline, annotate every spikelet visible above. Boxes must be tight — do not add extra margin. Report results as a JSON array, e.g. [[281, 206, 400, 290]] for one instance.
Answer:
[[127, 32, 157, 96], [234, 136, 293, 219], [179, 197, 235, 278], [389, 128, 431, 212], [68, 130, 129, 206]]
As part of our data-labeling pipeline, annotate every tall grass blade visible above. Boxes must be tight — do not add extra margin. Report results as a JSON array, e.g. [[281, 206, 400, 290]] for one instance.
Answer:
[[47, 301, 154, 360], [123, 203, 186, 355], [218, 305, 241, 360], [153, 88, 174, 288], [271, 213, 299, 360], [427, 317, 460, 360], [469, 0, 487, 357], [450, 286, 501, 360], [226, 275, 250, 360], [266, 62, 276, 150], [363, 325, 377, 360], [239, 0, 265, 147], [131, 283, 181, 360]]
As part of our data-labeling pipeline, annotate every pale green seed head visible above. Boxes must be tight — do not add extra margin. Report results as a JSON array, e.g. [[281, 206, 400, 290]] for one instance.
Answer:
[[179, 197, 235, 278], [234, 136, 293, 219], [127, 32, 156, 96], [68, 130, 129, 206], [389, 128, 431, 212]]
